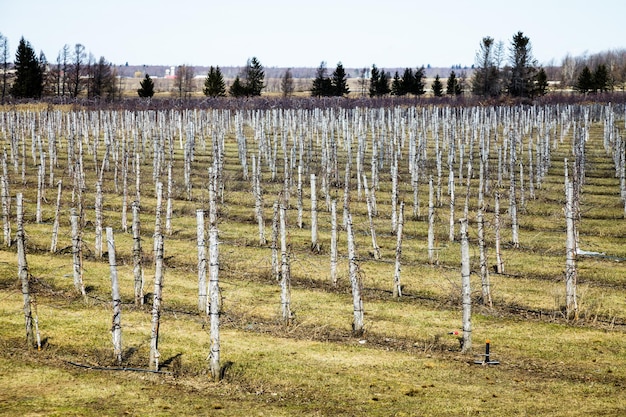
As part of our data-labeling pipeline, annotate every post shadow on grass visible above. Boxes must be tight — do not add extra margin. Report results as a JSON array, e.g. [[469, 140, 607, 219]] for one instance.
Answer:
[[149, 353, 182, 377], [121, 346, 139, 362]]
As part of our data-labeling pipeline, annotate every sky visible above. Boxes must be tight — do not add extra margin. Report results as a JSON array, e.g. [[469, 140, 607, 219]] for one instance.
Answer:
[[2, 0, 625, 69]]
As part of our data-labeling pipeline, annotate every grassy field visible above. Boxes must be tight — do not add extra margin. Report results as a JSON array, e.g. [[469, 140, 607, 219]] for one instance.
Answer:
[[1, 104, 625, 416]]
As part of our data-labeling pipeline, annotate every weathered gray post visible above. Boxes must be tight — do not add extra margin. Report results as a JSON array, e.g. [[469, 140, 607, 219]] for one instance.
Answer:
[[149, 232, 164, 371], [280, 203, 292, 323], [460, 218, 472, 353], [106, 227, 122, 364], [207, 175, 220, 380], [393, 202, 405, 298], [70, 207, 85, 296], [346, 210, 364, 336], [17, 193, 34, 347], [50, 180, 62, 253], [132, 201, 143, 306], [565, 180, 578, 320], [196, 209, 207, 313]]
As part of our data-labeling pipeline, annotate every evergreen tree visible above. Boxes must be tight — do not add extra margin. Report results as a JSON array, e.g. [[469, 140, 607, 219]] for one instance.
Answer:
[[10, 37, 44, 98], [412, 66, 426, 96], [311, 61, 332, 97], [533, 67, 548, 97], [377, 70, 391, 96], [471, 36, 502, 97], [391, 71, 402, 96], [431, 74, 443, 97], [369, 65, 391, 97], [331, 62, 349, 97], [137, 73, 155, 98], [229, 75, 246, 97], [575, 66, 594, 94], [281, 68, 294, 97], [244, 57, 264, 96], [446, 70, 462, 95], [203, 66, 226, 97], [593, 64, 610, 93], [508, 31, 537, 98], [369, 64, 380, 97], [399, 68, 413, 95]]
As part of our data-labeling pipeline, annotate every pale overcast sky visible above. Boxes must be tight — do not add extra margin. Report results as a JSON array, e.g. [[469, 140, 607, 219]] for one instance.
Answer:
[[1, 0, 625, 68]]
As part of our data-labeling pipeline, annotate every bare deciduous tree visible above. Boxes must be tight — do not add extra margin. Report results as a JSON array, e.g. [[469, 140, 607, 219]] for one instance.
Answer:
[[174, 64, 195, 99], [281, 68, 294, 98], [0, 33, 9, 103], [68, 44, 86, 98]]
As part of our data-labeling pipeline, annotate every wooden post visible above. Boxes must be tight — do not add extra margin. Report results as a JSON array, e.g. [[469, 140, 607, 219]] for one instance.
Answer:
[[196, 209, 207, 313], [310, 174, 320, 252], [448, 165, 455, 242], [280, 203, 292, 323], [165, 161, 173, 236], [494, 192, 504, 274], [509, 136, 520, 248], [428, 176, 436, 264], [153, 181, 163, 255], [135, 153, 141, 206], [1, 174, 10, 246], [330, 199, 338, 286], [70, 207, 86, 296], [460, 218, 472, 353], [121, 150, 128, 233], [390, 159, 398, 234], [149, 231, 164, 371], [252, 154, 266, 245], [565, 180, 578, 320], [94, 180, 103, 258], [363, 174, 380, 260], [131, 201, 143, 306], [17, 193, 35, 347], [50, 180, 62, 253], [297, 165, 303, 229], [271, 201, 279, 281], [346, 209, 364, 336], [477, 206, 492, 307], [106, 227, 122, 364], [207, 178, 220, 380], [36, 164, 43, 223], [393, 202, 405, 298]]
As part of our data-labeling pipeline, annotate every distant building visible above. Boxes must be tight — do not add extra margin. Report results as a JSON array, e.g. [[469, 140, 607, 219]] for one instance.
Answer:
[[165, 66, 176, 79]]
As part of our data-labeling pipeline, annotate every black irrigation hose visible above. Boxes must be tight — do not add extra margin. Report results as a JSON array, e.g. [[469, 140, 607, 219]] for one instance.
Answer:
[[66, 360, 172, 374]]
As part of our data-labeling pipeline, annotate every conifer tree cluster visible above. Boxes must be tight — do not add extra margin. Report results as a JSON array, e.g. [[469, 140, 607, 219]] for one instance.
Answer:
[[203, 66, 226, 97], [575, 64, 610, 94], [229, 57, 265, 97], [4, 30, 625, 101], [390, 67, 426, 96], [311, 62, 350, 97], [471, 31, 548, 99], [446, 70, 463, 95], [369, 65, 390, 97]]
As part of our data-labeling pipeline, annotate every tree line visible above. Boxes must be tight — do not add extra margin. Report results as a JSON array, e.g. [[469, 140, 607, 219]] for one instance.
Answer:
[[0, 30, 623, 103]]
